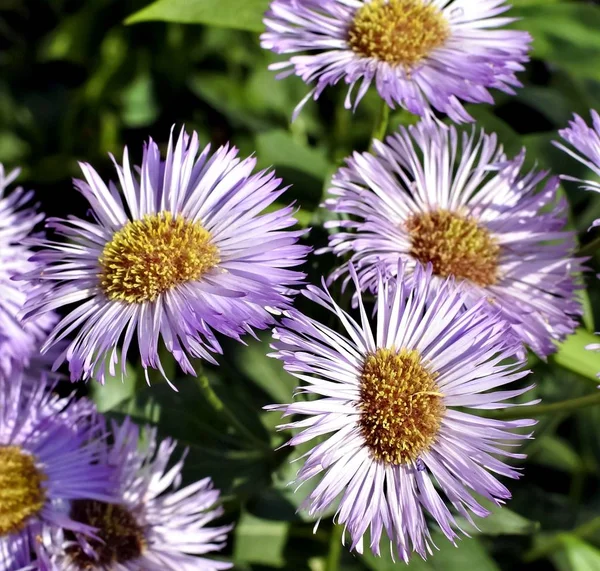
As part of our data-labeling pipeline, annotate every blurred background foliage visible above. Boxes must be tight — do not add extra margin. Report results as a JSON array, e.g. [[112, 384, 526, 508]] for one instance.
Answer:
[[3, 0, 600, 569]]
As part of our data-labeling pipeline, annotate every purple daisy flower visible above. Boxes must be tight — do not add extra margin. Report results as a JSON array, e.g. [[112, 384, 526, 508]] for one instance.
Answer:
[[554, 111, 600, 365], [45, 418, 232, 570], [555, 111, 600, 227], [322, 120, 582, 357], [261, 0, 531, 122], [0, 375, 114, 571], [0, 165, 57, 378], [22, 128, 309, 386], [268, 262, 534, 560]]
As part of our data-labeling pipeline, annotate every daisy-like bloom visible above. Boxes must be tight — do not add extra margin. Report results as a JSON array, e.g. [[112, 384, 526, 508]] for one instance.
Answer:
[[268, 262, 535, 560], [22, 128, 309, 386], [0, 375, 114, 571], [554, 111, 600, 365], [323, 121, 582, 357], [0, 165, 57, 378], [261, 0, 531, 122], [46, 418, 232, 570], [555, 111, 600, 224]]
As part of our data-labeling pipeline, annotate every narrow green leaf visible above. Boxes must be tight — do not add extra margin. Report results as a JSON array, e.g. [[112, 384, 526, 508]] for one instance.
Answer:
[[256, 130, 332, 180], [90, 357, 137, 413], [511, 4, 600, 81], [551, 535, 600, 571], [553, 328, 600, 383], [120, 71, 159, 128], [577, 288, 595, 333], [234, 512, 289, 567], [233, 335, 297, 405], [125, 0, 269, 32], [529, 436, 585, 474], [363, 533, 500, 571], [455, 499, 540, 536]]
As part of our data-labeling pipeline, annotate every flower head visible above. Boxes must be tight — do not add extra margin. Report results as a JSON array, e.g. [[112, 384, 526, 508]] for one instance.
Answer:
[[555, 110, 600, 226], [261, 0, 531, 122], [0, 375, 113, 571], [0, 165, 57, 379], [46, 418, 232, 570], [22, 127, 309, 386], [323, 120, 582, 357], [268, 262, 534, 560]]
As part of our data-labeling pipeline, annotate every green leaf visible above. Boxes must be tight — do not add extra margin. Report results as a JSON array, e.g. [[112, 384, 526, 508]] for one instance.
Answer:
[[256, 130, 332, 180], [529, 436, 585, 474], [461, 106, 522, 157], [576, 406, 600, 472], [0, 131, 28, 164], [515, 86, 575, 127], [89, 358, 137, 413], [255, 130, 331, 212], [188, 72, 273, 131], [362, 533, 500, 571], [120, 71, 159, 128], [456, 499, 540, 536], [233, 334, 296, 405], [553, 328, 600, 383], [578, 288, 596, 333], [269, 433, 342, 523], [110, 376, 274, 497], [125, 0, 269, 32], [234, 512, 290, 567], [511, 4, 600, 80], [551, 536, 600, 571]]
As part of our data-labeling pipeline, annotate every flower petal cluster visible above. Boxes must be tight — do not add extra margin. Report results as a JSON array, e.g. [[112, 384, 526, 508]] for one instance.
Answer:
[[555, 111, 600, 225], [268, 262, 534, 560], [555, 110, 600, 368], [44, 418, 232, 570], [323, 121, 582, 357], [22, 128, 309, 386], [262, 0, 531, 122], [0, 375, 113, 571], [0, 376, 233, 570], [0, 166, 57, 379]]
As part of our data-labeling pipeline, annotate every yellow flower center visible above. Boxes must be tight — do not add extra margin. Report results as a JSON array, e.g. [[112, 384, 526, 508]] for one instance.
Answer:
[[406, 210, 501, 287], [0, 446, 47, 536], [348, 0, 450, 67], [358, 348, 444, 465], [99, 212, 220, 304], [67, 500, 146, 567]]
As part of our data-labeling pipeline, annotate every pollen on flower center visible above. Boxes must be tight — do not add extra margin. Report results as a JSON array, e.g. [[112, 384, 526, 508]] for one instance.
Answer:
[[358, 348, 444, 465], [406, 209, 501, 287], [99, 212, 220, 304], [0, 446, 47, 536], [67, 500, 146, 567], [348, 0, 450, 67]]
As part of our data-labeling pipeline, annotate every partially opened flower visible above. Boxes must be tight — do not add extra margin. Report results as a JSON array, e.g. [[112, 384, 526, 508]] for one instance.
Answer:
[[0, 375, 113, 571], [46, 418, 232, 570], [0, 165, 57, 378], [22, 128, 309, 386], [555, 110, 600, 225], [323, 120, 582, 357], [268, 262, 534, 560], [261, 0, 531, 122]]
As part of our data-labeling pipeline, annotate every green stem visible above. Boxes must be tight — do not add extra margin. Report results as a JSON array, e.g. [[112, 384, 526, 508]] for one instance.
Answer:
[[325, 524, 344, 571], [198, 375, 269, 451], [524, 516, 600, 562], [578, 234, 600, 258], [331, 92, 351, 163], [369, 100, 390, 150], [488, 391, 600, 421]]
